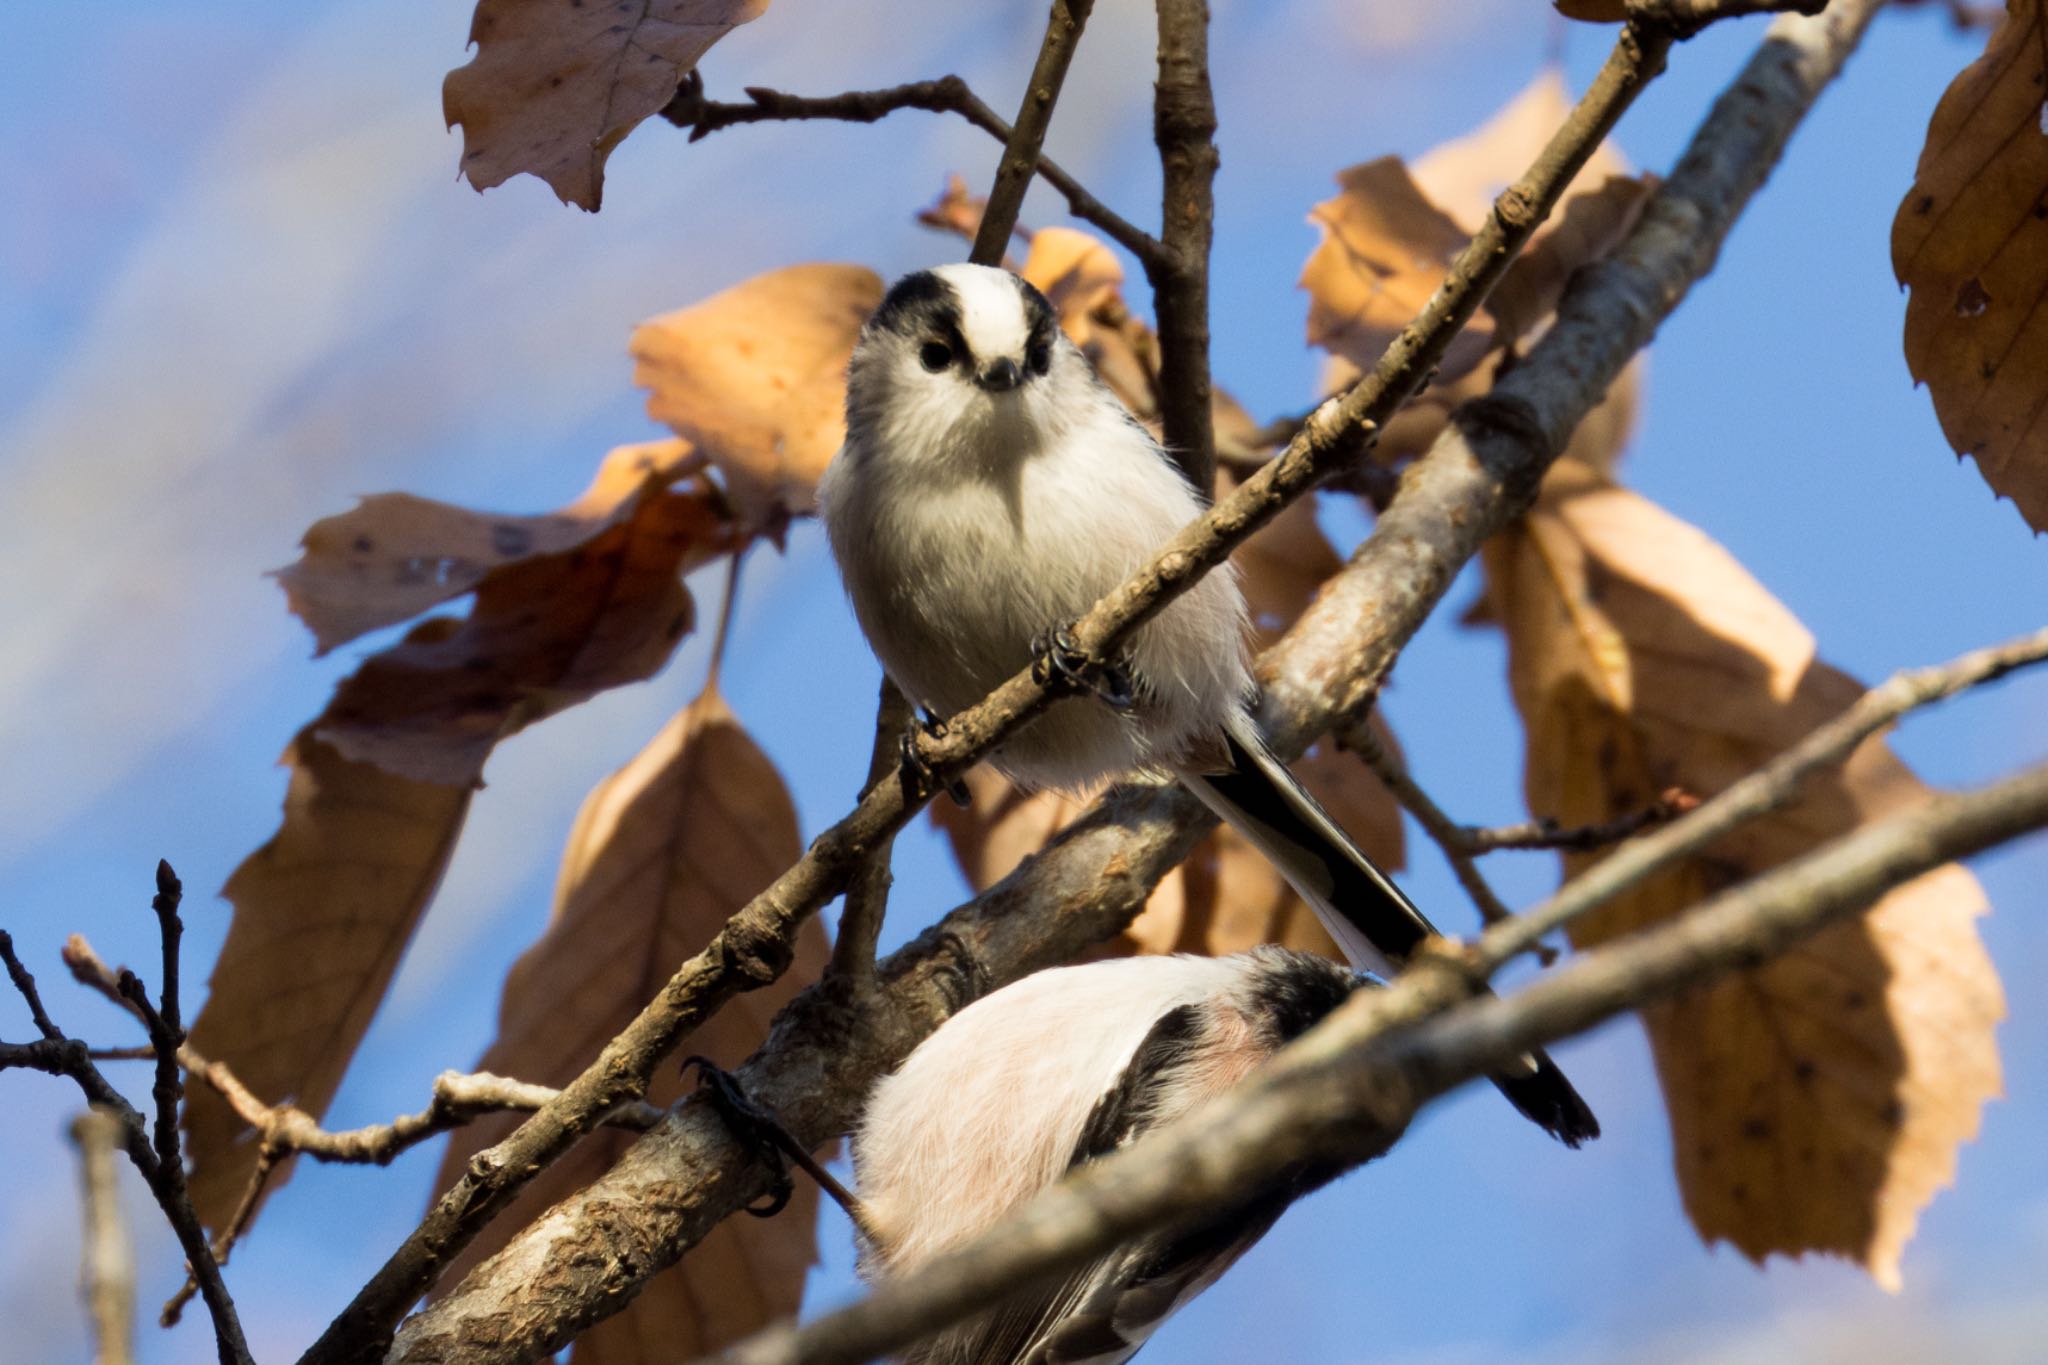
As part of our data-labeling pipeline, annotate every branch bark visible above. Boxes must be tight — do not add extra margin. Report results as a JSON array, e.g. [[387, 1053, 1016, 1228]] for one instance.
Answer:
[[70, 1107, 136, 1365], [1150, 0, 1220, 489], [972, 0, 1097, 267], [366, 7, 1872, 1355]]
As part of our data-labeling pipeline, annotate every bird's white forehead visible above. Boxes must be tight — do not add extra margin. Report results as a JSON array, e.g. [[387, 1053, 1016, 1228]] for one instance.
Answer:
[[932, 263, 1031, 361]]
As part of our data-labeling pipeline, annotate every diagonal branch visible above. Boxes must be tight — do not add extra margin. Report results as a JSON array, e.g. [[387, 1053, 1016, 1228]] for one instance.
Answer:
[[972, 0, 1097, 267]]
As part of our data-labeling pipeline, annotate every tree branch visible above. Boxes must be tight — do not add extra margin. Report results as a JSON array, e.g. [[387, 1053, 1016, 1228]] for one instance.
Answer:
[[70, 1107, 137, 1365], [714, 754, 2048, 1365], [0, 916, 252, 1365], [662, 72, 1162, 268], [361, 4, 1851, 1357], [972, 0, 1096, 267], [1150, 0, 1220, 490]]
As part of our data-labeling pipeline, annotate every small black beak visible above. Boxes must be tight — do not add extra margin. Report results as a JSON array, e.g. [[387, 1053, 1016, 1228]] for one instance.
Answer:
[[977, 357, 1023, 393]]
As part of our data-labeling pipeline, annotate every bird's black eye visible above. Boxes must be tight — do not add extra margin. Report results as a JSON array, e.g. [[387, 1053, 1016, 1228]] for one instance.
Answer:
[[1026, 339, 1052, 376], [919, 340, 954, 372]]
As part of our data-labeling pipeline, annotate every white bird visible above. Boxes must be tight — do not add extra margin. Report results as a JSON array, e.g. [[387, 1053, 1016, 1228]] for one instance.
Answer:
[[817, 262, 1595, 1145], [852, 948, 1363, 1365]]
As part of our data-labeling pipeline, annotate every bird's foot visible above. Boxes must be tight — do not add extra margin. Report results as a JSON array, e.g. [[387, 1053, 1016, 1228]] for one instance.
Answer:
[[897, 711, 969, 806], [683, 1057, 883, 1240], [1030, 624, 1135, 710]]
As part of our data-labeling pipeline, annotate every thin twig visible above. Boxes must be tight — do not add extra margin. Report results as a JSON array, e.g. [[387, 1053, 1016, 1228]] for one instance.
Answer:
[[1462, 792, 1696, 854], [706, 549, 745, 691], [829, 679, 916, 985], [1, 922, 252, 1364], [1630, 0, 1830, 38], [1150, 0, 1220, 490], [1345, 725, 1523, 933], [71, 1107, 136, 1365], [1484, 622, 2048, 969], [972, 0, 1097, 267], [663, 73, 1161, 267]]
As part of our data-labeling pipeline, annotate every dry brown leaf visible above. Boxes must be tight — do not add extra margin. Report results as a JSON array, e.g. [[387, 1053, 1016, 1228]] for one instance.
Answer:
[[1301, 158, 1499, 383], [633, 264, 883, 531], [443, 0, 770, 211], [184, 734, 472, 1228], [933, 464, 1402, 961], [1410, 70, 1631, 234], [1304, 74, 1649, 377], [432, 685, 828, 1358], [278, 439, 699, 655], [1019, 227, 1161, 421], [1554, 0, 1627, 19], [1892, 0, 2048, 530], [314, 477, 737, 785], [1484, 460, 2004, 1288]]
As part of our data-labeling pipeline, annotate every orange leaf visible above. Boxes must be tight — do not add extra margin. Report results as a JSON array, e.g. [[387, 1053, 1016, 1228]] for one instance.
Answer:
[[443, 0, 771, 210], [1019, 227, 1161, 422], [1301, 158, 1499, 382], [278, 439, 700, 655], [1304, 73, 1648, 377], [633, 264, 883, 531], [433, 685, 828, 1357], [1484, 460, 2005, 1289], [1892, 0, 2048, 530], [184, 734, 471, 1229], [313, 478, 735, 785]]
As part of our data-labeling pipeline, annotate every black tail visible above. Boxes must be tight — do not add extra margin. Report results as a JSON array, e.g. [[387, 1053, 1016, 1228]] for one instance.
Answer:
[[1176, 719, 1600, 1147]]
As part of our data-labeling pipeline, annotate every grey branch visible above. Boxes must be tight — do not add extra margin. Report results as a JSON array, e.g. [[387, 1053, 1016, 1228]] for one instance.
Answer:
[[369, 5, 1883, 1359], [971, 0, 1095, 268], [715, 756, 2048, 1365]]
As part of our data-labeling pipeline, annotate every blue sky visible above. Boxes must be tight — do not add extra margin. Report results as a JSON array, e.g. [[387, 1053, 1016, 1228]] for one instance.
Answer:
[[3, 2, 2046, 1361]]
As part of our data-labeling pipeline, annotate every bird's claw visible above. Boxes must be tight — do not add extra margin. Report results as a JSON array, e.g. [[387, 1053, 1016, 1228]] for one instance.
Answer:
[[897, 711, 969, 806], [1030, 625, 1135, 710], [683, 1057, 795, 1218]]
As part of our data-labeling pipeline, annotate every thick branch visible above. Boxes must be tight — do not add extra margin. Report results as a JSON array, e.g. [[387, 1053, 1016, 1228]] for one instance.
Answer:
[[719, 759, 2048, 1365], [1150, 0, 1220, 489], [664, 73, 1160, 267], [369, 6, 1851, 1358], [973, 0, 1096, 267]]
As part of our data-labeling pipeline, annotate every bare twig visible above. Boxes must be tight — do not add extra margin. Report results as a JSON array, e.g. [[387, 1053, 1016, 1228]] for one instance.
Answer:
[[1631, 0, 1830, 38], [1150, 0, 1220, 490], [972, 0, 1096, 267], [71, 1108, 136, 1365], [830, 679, 916, 984], [1485, 622, 2048, 968], [1461, 792, 1697, 853], [349, 13, 1746, 1362], [1, 919, 251, 1365], [663, 73, 1161, 267], [1345, 724, 1521, 932]]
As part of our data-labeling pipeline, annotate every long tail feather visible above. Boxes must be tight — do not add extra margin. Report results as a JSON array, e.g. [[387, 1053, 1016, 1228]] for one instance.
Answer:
[[1175, 716, 1600, 1147]]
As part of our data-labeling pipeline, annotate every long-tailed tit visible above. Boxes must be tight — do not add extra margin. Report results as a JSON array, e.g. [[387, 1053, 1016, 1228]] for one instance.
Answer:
[[818, 264, 1595, 1144], [852, 949, 1387, 1364]]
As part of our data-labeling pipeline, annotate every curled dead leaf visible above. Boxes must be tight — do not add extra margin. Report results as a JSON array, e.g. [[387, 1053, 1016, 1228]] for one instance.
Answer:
[[314, 477, 739, 786], [184, 734, 472, 1229], [278, 439, 700, 655], [432, 685, 828, 1357], [443, 0, 771, 210], [1892, 0, 2048, 530], [633, 264, 884, 530], [1484, 459, 2005, 1289]]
